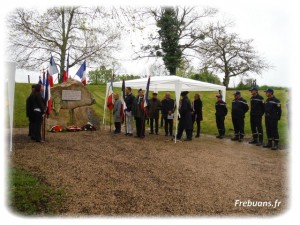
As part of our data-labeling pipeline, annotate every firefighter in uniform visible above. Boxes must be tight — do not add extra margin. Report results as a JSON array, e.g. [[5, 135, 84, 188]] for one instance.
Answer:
[[248, 87, 265, 146], [263, 88, 281, 150], [215, 94, 227, 139], [231, 91, 249, 142]]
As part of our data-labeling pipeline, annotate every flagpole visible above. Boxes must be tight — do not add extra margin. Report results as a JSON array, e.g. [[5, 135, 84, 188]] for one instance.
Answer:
[[110, 111, 112, 132], [122, 79, 127, 134], [42, 114, 46, 141], [124, 110, 127, 134]]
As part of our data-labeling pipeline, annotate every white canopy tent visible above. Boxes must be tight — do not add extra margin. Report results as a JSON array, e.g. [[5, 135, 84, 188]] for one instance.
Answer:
[[103, 75, 226, 142]]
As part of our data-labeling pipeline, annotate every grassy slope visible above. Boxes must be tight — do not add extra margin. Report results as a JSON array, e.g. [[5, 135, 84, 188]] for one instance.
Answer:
[[9, 166, 65, 215], [13, 83, 288, 144]]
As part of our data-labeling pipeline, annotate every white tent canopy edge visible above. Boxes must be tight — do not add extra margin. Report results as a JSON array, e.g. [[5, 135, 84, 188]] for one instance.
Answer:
[[103, 75, 226, 142]]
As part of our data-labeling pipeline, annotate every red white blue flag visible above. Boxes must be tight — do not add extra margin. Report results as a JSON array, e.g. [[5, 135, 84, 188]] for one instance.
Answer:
[[48, 55, 59, 87], [76, 61, 87, 86], [44, 71, 52, 116], [107, 77, 114, 111]]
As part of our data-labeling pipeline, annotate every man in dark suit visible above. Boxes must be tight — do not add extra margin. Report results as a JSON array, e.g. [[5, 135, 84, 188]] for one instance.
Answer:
[[176, 91, 193, 141]]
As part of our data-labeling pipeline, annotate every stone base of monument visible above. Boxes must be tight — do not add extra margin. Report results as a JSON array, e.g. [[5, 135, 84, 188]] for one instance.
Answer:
[[46, 79, 99, 130]]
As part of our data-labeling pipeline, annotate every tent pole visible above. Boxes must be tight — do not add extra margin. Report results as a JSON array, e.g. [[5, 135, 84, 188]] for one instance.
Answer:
[[103, 83, 109, 130]]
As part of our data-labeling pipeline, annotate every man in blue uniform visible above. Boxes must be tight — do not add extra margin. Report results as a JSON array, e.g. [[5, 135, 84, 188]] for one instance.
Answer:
[[215, 94, 227, 139], [231, 91, 249, 142], [248, 87, 265, 146], [263, 88, 281, 150]]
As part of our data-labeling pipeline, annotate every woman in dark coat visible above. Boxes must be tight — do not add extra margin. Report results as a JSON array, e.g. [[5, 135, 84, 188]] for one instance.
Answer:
[[176, 91, 193, 141], [192, 93, 203, 138]]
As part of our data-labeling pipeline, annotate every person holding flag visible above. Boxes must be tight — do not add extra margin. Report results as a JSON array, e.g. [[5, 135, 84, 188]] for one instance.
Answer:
[[113, 93, 122, 134], [132, 89, 146, 138], [124, 86, 135, 136], [76, 61, 87, 86]]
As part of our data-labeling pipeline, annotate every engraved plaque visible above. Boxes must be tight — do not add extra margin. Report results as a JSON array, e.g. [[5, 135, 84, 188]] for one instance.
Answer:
[[62, 90, 82, 101]]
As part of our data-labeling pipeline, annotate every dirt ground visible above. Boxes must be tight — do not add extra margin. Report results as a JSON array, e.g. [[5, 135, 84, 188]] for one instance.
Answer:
[[9, 128, 288, 217]]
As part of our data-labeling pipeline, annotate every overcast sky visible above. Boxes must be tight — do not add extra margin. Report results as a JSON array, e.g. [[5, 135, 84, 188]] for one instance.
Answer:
[[3, 0, 298, 89]]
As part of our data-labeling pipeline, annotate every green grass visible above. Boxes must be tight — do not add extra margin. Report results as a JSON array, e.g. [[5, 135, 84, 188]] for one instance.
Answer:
[[12, 83, 288, 144], [9, 167, 65, 215]]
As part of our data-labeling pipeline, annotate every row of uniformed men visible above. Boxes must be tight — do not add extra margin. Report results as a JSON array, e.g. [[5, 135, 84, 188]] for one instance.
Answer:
[[215, 87, 282, 150]]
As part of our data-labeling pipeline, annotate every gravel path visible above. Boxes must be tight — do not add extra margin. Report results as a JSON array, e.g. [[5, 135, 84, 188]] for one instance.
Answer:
[[10, 128, 288, 216]]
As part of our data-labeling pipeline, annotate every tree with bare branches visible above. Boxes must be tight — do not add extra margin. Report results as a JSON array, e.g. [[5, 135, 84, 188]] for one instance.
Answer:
[[7, 7, 121, 82], [196, 23, 271, 88]]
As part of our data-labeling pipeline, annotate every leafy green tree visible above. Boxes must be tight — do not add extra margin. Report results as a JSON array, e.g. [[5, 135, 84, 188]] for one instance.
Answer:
[[156, 8, 182, 75], [88, 66, 113, 84], [189, 68, 221, 84], [88, 66, 141, 84]]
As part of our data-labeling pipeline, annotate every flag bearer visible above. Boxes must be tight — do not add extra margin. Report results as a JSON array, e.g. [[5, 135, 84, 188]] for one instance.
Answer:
[[113, 93, 122, 134], [124, 87, 135, 136]]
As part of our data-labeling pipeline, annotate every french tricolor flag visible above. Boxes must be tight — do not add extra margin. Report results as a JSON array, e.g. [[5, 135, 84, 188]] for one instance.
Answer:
[[48, 55, 59, 87], [106, 79, 114, 111], [44, 71, 52, 116], [76, 61, 87, 86]]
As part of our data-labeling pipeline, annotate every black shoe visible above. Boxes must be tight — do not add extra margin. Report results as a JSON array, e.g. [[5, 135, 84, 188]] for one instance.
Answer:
[[155, 133, 159, 135], [231, 136, 239, 141], [263, 141, 272, 148], [127, 133, 133, 136], [149, 132, 154, 134], [238, 138, 243, 142], [165, 133, 168, 136], [134, 135, 140, 138], [125, 133, 129, 136], [248, 139, 258, 144], [272, 141, 279, 150], [256, 142, 263, 146], [195, 134, 200, 138], [184, 138, 192, 141]]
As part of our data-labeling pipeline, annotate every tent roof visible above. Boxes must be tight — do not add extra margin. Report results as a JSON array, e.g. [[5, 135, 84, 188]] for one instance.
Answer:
[[112, 75, 225, 92]]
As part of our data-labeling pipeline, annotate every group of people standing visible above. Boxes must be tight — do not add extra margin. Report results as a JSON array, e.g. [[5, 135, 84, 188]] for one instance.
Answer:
[[112, 87, 203, 141], [26, 84, 45, 142], [215, 87, 282, 150], [112, 86, 283, 150]]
